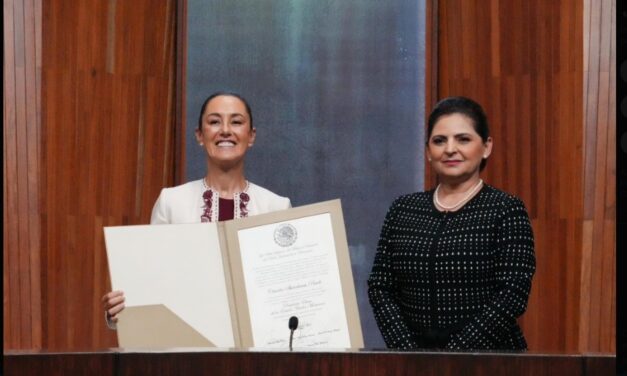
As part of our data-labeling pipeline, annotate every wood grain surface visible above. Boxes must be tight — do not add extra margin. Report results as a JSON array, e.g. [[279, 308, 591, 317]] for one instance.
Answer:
[[426, 0, 615, 352], [3, 0, 615, 353]]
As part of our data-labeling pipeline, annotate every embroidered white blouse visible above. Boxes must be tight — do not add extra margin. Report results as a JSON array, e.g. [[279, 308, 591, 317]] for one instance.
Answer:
[[150, 179, 291, 224]]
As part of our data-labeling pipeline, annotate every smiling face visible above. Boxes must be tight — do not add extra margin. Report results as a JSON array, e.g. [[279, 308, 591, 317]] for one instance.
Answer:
[[426, 113, 492, 183], [195, 95, 256, 167]]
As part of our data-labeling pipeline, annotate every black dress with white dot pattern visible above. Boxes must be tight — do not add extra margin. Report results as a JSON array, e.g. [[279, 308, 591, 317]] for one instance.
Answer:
[[368, 184, 535, 351]]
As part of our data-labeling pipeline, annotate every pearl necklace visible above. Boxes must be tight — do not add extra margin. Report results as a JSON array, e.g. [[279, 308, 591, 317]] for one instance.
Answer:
[[201, 179, 250, 222], [434, 179, 483, 212]]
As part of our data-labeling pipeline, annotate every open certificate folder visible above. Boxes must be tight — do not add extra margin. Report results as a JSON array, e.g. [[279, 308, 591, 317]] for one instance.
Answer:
[[104, 199, 364, 349]]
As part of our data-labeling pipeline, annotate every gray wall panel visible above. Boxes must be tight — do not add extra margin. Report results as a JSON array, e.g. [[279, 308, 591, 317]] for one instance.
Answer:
[[187, 0, 426, 348]]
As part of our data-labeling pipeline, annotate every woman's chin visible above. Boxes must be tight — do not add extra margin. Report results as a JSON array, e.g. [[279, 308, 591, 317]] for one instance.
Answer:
[[436, 171, 480, 183], [209, 156, 246, 169]]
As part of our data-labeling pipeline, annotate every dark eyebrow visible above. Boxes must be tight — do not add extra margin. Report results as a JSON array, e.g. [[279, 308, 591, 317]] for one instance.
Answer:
[[430, 132, 475, 139], [206, 112, 246, 119]]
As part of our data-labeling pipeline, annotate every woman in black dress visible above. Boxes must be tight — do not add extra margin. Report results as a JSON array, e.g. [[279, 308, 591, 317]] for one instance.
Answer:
[[368, 96, 535, 351]]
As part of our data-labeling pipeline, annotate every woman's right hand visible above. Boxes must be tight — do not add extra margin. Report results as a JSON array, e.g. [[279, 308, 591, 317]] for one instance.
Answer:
[[102, 290, 125, 324]]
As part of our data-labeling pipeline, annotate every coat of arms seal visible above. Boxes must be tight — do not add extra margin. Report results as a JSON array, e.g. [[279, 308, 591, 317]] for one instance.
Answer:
[[273, 223, 297, 247]]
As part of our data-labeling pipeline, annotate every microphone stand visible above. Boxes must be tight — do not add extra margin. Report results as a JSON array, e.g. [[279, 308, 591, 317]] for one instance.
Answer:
[[288, 316, 298, 351]]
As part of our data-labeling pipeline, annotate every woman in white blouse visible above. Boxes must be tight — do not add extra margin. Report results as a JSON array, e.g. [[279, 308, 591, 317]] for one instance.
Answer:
[[102, 92, 291, 328]]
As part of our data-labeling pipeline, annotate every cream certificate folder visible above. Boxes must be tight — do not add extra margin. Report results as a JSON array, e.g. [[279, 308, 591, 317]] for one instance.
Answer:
[[104, 199, 364, 349]]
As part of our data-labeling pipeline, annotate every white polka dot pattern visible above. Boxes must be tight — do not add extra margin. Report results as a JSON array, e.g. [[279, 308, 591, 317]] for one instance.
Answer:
[[367, 185, 535, 350]]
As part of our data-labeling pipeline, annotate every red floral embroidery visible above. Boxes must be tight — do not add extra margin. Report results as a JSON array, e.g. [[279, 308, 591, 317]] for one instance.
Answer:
[[201, 190, 213, 222]]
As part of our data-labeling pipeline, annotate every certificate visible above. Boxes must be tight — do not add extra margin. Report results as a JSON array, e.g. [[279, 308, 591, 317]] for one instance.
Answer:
[[104, 199, 363, 349], [225, 199, 363, 349], [237, 213, 350, 347]]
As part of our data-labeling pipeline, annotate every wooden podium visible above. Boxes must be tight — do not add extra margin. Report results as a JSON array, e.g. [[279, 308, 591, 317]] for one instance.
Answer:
[[4, 349, 615, 375]]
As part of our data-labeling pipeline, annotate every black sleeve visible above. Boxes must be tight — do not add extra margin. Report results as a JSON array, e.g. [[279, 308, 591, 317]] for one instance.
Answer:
[[446, 197, 536, 350], [367, 199, 419, 349]]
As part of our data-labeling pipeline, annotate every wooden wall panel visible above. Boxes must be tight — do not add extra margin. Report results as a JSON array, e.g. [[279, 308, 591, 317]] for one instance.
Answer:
[[429, 0, 614, 353], [174, 0, 187, 184], [35, 0, 176, 350], [580, 0, 616, 353], [429, 0, 576, 352], [3, 0, 43, 350], [5, 0, 614, 354]]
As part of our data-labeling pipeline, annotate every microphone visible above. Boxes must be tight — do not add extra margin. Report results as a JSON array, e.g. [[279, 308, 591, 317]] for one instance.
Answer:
[[288, 316, 298, 351]]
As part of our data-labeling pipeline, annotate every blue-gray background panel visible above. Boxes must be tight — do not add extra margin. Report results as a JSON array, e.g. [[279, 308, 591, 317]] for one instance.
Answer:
[[187, 0, 426, 348]]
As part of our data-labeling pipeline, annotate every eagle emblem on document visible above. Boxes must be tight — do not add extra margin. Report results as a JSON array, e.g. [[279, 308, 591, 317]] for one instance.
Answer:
[[273, 223, 297, 247]]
